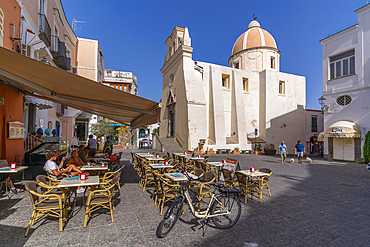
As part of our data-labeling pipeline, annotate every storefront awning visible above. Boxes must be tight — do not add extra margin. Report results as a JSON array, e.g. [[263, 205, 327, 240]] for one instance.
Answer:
[[317, 132, 324, 142], [0, 47, 160, 128], [326, 121, 361, 138]]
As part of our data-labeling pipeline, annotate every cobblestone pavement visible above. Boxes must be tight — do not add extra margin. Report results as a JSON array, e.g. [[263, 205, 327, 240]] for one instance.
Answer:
[[1, 150, 370, 246]]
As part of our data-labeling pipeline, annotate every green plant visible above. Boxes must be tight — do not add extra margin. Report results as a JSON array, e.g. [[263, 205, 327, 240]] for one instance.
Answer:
[[264, 143, 276, 150], [364, 131, 370, 164], [254, 147, 261, 151], [209, 147, 213, 151], [194, 147, 199, 151], [234, 147, 239, 151]]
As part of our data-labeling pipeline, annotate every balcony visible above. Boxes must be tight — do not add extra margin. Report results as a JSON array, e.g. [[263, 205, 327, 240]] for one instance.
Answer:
[[38, 14, 51, 47], [50, 35, 70, 70]]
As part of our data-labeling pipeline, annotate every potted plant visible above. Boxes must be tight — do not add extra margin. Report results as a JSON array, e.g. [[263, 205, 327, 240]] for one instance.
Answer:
[[193, 147, 202, 155], [231, 147, 240, 154], [205, 147, 215, 155], [264, 143, 277, 155], [253, 146, 262, 155]]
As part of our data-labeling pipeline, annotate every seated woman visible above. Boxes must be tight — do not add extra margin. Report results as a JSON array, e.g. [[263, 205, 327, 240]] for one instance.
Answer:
[[0, 175, 24, 194], [44, 151, 82, 179], [66, 150, 86, 168]]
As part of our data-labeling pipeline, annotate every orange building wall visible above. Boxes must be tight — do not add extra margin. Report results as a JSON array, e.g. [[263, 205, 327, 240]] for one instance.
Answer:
[[0, 83, 24, 164], [0, 0, 21, 51]]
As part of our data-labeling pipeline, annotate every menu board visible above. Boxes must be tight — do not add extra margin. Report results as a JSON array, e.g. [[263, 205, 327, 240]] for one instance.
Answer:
[[8, 121, 24, 139], [219, 158, 240, 182]]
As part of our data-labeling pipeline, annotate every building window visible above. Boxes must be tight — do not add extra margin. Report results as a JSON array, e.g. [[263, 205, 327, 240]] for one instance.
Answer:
[[329, 49, 355, 79], [242, 78, 249, 92], [311, 116, 318, 132], [110, 84, 114, 88], [336, 95, 352, 106], [222, 74, 230, 89], [279, 81, 285, 95], [139, 129, 146, 138], [119, 85, 122, 91], [124, 85, 128, 92], [234, 62, 239, 69], [271, 57, 275, 69], [115, 85, 118, 89]]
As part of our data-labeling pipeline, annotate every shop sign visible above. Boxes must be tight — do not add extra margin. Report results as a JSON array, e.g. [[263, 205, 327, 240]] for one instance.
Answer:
[[7, 121, 24, 139], [328, 133, 347, 137], [331, 128, 343, 132]]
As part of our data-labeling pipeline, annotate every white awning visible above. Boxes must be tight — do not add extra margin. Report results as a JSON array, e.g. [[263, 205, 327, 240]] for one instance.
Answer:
[[326, 121, 361, 138], [317, 132, 324, 142], [0, 47, 160, 127]]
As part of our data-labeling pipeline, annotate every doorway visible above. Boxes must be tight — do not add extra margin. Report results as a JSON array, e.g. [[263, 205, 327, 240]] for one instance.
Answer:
[[333, 138, 355, 161], [168, 110, 174, 137]]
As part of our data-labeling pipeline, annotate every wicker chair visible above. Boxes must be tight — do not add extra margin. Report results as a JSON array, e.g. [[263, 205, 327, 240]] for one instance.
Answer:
[[235, 172, 262, 204], [256, 168, 272, 198], [157, 177, 181, 215], [25, 181, 67, 236], [190, 171, 216, 211], [220, 168, 238, 187], [139, 161, 154, 191], [84, 176, 120, 227]]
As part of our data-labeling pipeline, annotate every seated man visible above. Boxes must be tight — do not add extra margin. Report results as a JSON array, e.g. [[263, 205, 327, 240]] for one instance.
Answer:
[[79, 146, 92, 163], [44, 151, 81, 179], [66, 150, 86, 168]]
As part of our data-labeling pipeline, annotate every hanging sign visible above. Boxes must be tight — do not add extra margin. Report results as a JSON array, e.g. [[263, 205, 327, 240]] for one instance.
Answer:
[[7, 121, 24, 139]]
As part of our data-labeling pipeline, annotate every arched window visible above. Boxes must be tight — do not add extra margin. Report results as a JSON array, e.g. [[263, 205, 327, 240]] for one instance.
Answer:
[[139, 129, 146, 138]]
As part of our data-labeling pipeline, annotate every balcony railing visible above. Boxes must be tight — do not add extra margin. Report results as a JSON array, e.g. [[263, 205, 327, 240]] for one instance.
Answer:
[[50, 35, 70, 70], [311, 126, 318, 133], [38, 14, 51, 47]]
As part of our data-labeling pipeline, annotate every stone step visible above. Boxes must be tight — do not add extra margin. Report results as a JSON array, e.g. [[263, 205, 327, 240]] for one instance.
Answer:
[[159, 137, 183, 153]]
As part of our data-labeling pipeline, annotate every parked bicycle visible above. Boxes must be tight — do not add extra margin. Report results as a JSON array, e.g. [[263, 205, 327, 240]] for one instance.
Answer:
[[156, 168, 242, 238]]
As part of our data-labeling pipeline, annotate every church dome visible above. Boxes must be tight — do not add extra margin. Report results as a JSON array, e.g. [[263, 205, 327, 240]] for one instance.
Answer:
[[231, 20, 277, 55]]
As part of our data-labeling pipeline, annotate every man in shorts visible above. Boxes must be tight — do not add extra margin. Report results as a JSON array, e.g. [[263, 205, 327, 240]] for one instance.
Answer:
[[294, 140, 305, 163], [278, 141, 288, 164]]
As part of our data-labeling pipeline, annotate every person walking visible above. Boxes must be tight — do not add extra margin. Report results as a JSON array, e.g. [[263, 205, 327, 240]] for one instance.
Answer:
[[88, 135, 99, 157], [278, 141, 288, 164], [294, 140, 305, 163]]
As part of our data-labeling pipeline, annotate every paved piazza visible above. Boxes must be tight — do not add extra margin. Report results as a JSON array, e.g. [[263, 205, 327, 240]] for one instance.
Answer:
[[1, 150, 370, 246]]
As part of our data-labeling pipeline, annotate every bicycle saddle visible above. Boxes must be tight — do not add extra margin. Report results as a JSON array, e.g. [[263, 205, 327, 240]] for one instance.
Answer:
[[210, 182, 224, 188]]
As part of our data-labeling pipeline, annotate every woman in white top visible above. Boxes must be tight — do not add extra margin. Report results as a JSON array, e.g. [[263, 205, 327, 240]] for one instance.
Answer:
[[44, 151, 82, 179]]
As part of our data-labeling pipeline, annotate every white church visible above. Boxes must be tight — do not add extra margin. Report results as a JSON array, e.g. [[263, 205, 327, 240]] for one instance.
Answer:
[[159, 20, 307, 152]]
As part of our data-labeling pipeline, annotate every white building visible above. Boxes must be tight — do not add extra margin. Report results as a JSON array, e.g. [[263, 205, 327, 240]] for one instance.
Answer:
[[159, 21, 307, 152], [319, 2, 370, 162], [103, 69, 138, 95]]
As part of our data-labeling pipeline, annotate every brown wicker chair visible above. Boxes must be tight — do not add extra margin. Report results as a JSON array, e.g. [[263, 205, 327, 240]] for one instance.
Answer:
[[190, 171, 216, 211], [84, 176, 120, 227], [220, 169, 238, 187], [256, 168, 272, 198], [235, 172, 262, 204], [157, 177, 181, 215], [25, 181, 67, 236]]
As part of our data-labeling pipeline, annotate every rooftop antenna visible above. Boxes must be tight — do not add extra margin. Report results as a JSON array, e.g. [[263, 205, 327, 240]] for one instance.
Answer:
[[72, 18, 86, 32], [253, 14, 258, 20]]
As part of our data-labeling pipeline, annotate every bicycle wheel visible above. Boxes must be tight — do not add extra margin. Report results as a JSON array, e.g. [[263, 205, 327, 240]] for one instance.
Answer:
[[210, 194, 241, 229], [156, 200, 183, 238]]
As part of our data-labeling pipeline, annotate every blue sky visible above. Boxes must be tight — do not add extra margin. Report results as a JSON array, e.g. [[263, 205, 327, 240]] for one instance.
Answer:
[[63, 0, 360, 109]]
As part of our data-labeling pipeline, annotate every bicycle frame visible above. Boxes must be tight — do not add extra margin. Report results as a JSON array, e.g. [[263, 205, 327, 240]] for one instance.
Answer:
[[178, 181, 231, 219]]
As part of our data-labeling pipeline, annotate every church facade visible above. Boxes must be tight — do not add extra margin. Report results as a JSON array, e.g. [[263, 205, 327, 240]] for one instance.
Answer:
[[159, 21, 306, 152]]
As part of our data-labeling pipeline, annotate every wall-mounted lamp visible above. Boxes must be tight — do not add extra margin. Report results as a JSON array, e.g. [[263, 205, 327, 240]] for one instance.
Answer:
[[318, 96, 330, 114]]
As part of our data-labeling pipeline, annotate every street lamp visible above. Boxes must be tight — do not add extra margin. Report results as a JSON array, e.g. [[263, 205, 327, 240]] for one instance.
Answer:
[[318, 96, 326, 106], [318, 96, 329, 114]]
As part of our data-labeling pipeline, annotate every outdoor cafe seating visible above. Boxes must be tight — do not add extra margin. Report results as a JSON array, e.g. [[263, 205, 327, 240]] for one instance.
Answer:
[[22, 152, 123, 235]]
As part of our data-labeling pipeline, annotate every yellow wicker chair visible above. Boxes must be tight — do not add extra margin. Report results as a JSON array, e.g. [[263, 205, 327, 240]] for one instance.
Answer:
[[190, 171, 216, 211], [220, 169, 238, 187], [84, 176, 120, 227], [157, 177, 181, 215], [256, 168, 272, 198], [235, 172, 262, 204], [25, 181, 67, 236]]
